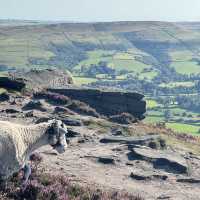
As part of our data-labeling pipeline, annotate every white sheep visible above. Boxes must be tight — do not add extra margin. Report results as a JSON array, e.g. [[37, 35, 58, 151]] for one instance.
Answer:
[[0, 119, 68, 181]]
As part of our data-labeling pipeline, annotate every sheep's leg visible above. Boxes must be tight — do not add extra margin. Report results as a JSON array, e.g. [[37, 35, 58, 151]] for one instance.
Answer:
[[22, 163, 31, 186]]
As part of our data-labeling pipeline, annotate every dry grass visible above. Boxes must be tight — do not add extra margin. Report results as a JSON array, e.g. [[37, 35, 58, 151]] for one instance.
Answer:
[[67, 100, 100, 118], [135, 122, 200, 154]]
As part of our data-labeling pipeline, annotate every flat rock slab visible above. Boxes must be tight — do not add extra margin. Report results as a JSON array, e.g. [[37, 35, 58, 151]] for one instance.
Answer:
[[49, 88, 146, 119], [131, 147, 188, 174], [98, 157, 115, 165], [177, 178, 200, 184], [100, 135, 160, 144], [84, 155, 116, 165], [130, 172, 168, 181], [0, 69, 73, 91], [62, 118, 83, 127]]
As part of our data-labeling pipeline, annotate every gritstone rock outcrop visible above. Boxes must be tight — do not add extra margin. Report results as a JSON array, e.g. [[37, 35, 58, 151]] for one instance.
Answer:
[[49, 88, 146, 119], [0, 69, 73, 91]]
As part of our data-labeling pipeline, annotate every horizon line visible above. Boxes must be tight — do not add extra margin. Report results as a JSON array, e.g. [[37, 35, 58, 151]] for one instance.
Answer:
[[1, 18, 200, 24]]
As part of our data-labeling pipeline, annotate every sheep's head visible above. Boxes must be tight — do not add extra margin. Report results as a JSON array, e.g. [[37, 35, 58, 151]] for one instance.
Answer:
[[48, 119, 68, 153]]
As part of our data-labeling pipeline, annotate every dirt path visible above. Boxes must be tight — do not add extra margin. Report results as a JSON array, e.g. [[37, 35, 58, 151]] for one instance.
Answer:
[[38, 133, 200, 200]]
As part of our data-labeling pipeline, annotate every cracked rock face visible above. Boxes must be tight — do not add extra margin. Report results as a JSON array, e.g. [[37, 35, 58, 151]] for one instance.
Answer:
[[131, 147, 188, 174], [49, 88, 146, 120], [0, 69, 73, 91], [130, 172, 168, 181]]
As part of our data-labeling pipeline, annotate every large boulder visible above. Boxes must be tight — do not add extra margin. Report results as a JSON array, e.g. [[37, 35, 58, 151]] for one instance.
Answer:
[[130, 146, 188, 174], [67, 100, 100, 118], [22, 100, 47, 112], [34, 91, 71, 105], [109, 112, 137, 124], [0, 92, 10, 102], [49, 88, 146, 120], [0, 69, 73, 91], [130, 172, 168, 181], [100, 135, 161, 145], [0, 77, 25, 91]]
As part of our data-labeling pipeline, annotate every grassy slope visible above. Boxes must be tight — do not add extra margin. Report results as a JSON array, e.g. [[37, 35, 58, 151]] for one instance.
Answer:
[[0, 21, 200, 76], [1, 21, 200, 135], [145, 98, 200, 135]]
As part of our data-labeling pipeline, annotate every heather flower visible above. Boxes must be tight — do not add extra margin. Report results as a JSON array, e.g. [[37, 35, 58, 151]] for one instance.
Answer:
[[0, 166, 143, 200]]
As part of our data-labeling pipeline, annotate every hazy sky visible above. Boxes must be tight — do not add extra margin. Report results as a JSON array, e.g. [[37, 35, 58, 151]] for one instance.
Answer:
[[1, 0, 200, 22]]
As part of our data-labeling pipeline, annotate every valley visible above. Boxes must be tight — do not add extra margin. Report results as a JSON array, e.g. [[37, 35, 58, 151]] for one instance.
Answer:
[[0, 20, 199, 135], [0, 69, 200, 200]]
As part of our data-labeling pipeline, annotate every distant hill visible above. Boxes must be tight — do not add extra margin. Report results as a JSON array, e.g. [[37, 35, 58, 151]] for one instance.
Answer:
[[0, 20, 200, 135], [0, 20, 200, 80]]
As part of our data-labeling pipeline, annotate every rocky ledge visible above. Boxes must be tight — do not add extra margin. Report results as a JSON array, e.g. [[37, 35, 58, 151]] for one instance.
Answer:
[[49, 88, 146, 120], [0, 69, 73, 91], [0, 69, 146, 121]]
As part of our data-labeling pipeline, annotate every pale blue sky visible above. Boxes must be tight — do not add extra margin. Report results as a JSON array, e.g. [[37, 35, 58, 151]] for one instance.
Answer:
[[1, 0, 200, 22]]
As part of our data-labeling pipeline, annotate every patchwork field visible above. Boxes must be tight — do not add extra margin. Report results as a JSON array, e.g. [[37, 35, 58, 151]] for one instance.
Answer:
[[0, 20, 200, 135], [145, 98, 200, 135]]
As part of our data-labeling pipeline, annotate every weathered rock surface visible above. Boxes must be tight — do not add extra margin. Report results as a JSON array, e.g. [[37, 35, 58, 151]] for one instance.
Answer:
[[109, 112, 137, 124], [0, 69, 73, 91], [49, 88, 146, 119], [0, 92, 10, 102], [35, 115, 83, 127], [3, 108, 21, 114], [38, 133, 200, 200], [98, 157, 116, 165], [67, 128, 81, 138], [54, 106, 75, 115], [86, 156, 116, 165], [67, 100, 100, 118], [34, 91, 71, 105], [131, 147, 188, 174], [0, 77, 26, 91], [24, 110, 34, 118], [130, 172, 168, 181], [62, 118, 83, 127], [176, 178, 200, 184], [34, 91, 101, 118], [22, 100, 47, 112], [100, 135, 160, 145]]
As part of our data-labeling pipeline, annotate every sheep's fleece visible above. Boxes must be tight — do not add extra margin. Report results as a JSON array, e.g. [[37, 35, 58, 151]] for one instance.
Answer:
[[0, 120, 53, 180]]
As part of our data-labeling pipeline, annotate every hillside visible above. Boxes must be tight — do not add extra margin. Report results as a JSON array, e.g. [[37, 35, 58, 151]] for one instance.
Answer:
[[0, 87, 200, 200], [0, 20, 200, 135], [1, 21, 200, 81], [0, 21, 200, 76]]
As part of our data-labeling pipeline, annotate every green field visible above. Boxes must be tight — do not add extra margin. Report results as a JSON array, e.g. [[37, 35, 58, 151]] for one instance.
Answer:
[[1, 21, 200, 78], [170, 50, 200, 75], [1, 21, 200, 136], [166, 123, 199, 135], [75, 50, 151, 75], [73, 77, 98, 86], [145, 98, 200, 135], [146, 99, 159, 108], [139, 71, 158, 80], [159, 81, 195, 88], [111, 58, 150, 72], [171, 61, 200, 75]]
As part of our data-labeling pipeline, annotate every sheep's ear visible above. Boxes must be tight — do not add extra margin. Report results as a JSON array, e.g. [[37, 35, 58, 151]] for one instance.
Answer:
[[48, 119, 56, 124], [59, 133, 67, 146], [49, 135, 57, 145], [62, 123, 67, 130], [57, 120, 63, 126], [61, 125, 68, 138]]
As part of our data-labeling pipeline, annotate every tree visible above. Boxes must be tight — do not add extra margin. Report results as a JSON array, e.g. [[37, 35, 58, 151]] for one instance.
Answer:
[[164, 110, 171, 121]]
